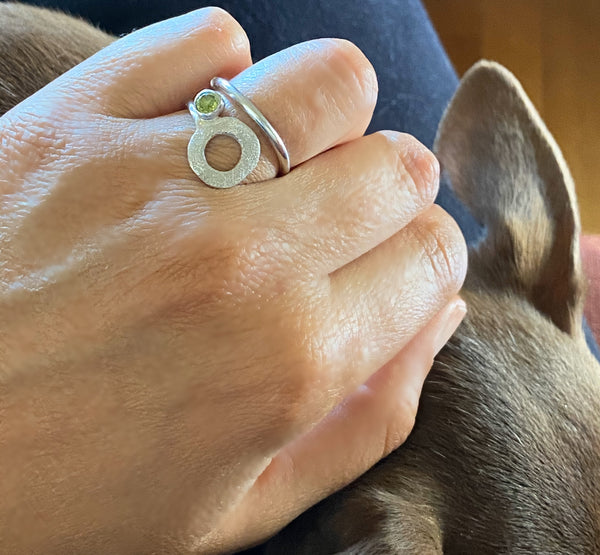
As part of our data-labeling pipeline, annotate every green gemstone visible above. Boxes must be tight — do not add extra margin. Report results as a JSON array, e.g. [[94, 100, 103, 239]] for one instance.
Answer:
[[195, 91, 220, 114]]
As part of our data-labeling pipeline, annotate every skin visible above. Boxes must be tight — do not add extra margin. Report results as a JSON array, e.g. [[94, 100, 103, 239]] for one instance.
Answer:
[[0, 7, 467, 554]]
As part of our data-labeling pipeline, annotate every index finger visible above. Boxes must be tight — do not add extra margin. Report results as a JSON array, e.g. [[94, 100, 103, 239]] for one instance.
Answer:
[[48, 7, 253, 118]]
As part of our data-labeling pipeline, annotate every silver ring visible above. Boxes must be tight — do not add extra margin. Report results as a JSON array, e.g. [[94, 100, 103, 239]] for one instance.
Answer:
[[186, 77, 291, 189], [211, 77, 291, 177], [187, 91, 260, 189]]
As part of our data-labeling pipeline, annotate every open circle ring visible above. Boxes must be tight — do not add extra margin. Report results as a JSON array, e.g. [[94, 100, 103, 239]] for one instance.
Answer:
[[187, 77, 290, 189]]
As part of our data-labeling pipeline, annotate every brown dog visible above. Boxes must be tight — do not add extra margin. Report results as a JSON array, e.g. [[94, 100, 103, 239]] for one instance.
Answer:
[[259, 60, 600, 554], [2, 4, 599, 553]]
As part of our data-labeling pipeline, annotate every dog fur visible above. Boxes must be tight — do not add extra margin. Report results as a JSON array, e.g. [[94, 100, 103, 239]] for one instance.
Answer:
[[1, 3, 599, 553], [0, 2, 112, 117], [260, 60, 600, 554]]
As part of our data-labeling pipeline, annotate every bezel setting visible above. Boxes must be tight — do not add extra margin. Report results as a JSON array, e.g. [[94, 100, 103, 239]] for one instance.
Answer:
[[193, 89, 224, 121]]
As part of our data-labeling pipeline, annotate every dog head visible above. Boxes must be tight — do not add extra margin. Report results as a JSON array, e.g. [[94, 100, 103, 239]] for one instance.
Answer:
[[261, 61, 600, 554]]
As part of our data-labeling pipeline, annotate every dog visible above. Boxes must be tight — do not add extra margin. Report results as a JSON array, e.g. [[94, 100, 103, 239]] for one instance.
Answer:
[[257, 59, 600, 554], [2, 3, 599, 553]]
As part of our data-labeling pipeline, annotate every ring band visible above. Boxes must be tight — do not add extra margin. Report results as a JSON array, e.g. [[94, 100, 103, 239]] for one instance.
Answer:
[[211, 77, 291, 177], [187, 77, 291, 189]]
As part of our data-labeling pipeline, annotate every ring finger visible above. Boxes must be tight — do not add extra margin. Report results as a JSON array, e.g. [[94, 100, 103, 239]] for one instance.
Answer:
[[135, 35, 378, 184]]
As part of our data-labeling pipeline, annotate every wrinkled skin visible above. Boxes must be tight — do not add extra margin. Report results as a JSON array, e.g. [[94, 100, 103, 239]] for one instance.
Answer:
[[0, 4, 467, 554]]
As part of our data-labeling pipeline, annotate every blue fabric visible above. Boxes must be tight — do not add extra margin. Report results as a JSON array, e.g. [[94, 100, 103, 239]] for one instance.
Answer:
[[26, 0, 459, 150], [26, 0, 484, 239], [585, 317, 600, 359], [23, 0, 599, 357]]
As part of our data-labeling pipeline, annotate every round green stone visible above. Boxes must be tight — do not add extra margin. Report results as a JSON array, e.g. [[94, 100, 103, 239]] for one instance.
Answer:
[[195, 91, 220, 114]]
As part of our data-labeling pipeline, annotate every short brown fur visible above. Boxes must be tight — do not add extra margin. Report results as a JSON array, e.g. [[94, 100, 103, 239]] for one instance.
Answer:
[[0, 2, 113, 117]]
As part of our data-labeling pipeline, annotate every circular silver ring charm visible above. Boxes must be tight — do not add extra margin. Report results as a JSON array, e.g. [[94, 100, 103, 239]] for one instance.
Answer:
[[187, 89, 260, 189]]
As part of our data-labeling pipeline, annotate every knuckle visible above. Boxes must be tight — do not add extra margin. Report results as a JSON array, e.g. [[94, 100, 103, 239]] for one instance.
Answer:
[[374, 131, 440, 209], [412, 205, 467, 291], [386, 131, 440, 207], [323, 38, 378, 107], [402, 136, 440, 206], [199, 7, 249, 53]]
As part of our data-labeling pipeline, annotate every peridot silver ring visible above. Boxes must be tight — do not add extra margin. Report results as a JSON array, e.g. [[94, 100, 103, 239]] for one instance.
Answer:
[[187, 77, 290, 189]]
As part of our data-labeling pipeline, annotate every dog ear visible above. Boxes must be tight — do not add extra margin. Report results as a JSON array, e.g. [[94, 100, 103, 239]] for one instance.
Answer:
[[434, 60, 585, 337]]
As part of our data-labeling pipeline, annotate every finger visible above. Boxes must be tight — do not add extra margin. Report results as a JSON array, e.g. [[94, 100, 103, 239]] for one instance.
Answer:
[[204, 297, 467, 552], [49, 7, 253, 118], [322, 204, 467, 398], [251, 130, 439, 273], [138, 36, 378, 182]]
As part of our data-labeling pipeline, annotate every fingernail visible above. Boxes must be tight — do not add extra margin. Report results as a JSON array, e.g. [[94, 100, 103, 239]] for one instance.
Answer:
[[433, 298, 467, 355]]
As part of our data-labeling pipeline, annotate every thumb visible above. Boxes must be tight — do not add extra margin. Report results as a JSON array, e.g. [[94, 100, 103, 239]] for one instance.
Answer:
[[205, 296, 467, 552]]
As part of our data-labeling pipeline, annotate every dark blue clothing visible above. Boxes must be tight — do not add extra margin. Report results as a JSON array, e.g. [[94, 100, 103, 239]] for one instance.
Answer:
[[24, 0, 599, 358], [23, 0, 484, 242]]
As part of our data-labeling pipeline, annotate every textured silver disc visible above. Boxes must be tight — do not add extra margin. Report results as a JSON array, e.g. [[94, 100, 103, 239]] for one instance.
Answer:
[[187, 116, 260, 189]]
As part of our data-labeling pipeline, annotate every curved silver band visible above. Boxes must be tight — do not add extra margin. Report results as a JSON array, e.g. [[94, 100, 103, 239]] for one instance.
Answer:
[[210, 77, 291, 176]]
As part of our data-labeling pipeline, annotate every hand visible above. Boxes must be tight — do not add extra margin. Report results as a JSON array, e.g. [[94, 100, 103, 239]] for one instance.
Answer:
[[0, 8, 467, 553]]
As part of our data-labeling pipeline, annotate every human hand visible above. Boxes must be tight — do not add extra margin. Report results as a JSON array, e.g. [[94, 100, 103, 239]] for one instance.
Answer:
[[0, 7, 467, 553]]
